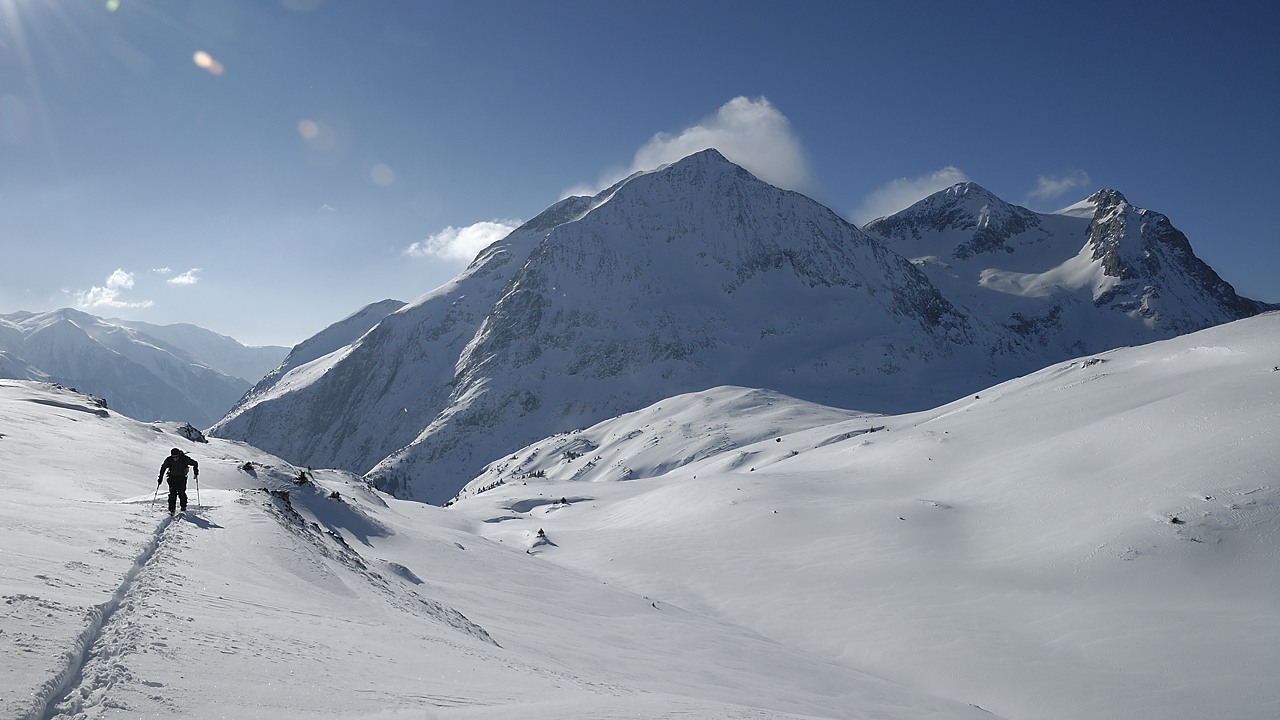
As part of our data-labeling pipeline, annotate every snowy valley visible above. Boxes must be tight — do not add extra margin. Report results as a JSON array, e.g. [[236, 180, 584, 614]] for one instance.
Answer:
[[3, 311, 1277, 720]]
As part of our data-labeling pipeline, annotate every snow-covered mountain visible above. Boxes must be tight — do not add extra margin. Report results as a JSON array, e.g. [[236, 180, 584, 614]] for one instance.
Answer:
[[250, 298, 406, 387], [5, 311, 1277, 720], [212, 150, 1266, 503], [111, 317, 289, 383], [862, 182, 1268, 354], [0, 308, 288, 427]]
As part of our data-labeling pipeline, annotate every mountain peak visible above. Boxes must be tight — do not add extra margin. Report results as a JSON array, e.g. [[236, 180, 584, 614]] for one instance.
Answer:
[[641, 147, 753, 188], [214, 149, 974, 503], [211, 154, 1266, 505], [512, 150, 740, 238], [941, 181, 1000, 200], [1086, 188, 1129, 208], [1077, 190, 1265, 326], [864, 180, 1040, 260], [668, 147, 732, 166]]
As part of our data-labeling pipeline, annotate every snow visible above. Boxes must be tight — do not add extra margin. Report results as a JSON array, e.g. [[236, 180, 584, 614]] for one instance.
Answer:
[[978, 241, 1117, 299], [217, 154, 1266, 507], [4, 311, 1280, 719], [0, 309, 284, 428], [1052, 198, 1099, 218]]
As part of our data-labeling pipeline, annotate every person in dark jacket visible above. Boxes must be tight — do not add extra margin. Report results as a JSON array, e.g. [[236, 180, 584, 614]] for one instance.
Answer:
[[158, 448, 199, 515]]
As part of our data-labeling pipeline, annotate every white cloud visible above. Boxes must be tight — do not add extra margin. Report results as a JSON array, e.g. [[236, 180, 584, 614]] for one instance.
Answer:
[[851, 167, 971, 225], [151, 267, 172, 274], [566, 96, 814, 198], [405, 220, 522, 263], [167, 268, 201, 285], [73, 269, 152, 310], [1025, 170, 1091, 207]]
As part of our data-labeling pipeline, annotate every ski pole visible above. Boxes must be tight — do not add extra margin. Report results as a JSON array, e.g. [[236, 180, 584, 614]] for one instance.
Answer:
[[152, 483, 159, 507], [195, 474, 201, 508]]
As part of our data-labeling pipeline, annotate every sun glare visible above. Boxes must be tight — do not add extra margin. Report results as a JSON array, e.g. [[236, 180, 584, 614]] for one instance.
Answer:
[[0, 0, 53, 160], [193, 50, 224, 76]]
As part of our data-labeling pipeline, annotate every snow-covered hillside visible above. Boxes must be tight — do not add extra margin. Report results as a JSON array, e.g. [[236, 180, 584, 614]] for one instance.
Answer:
[[240, 298, 407, 397], [455, 312, 1280, 720], [863, 183, 1266, 351], [0, 309, 288, 427], [212, 151, 1266, 504], [5, 311, 1277, 720], [1, 382, 990, 720]]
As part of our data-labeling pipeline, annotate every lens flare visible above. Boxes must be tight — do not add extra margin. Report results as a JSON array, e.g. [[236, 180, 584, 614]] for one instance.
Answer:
[[295, 116, 350, 167], [298, 119, 336, 151], [370, 163, 395, 187], [193, 50, 224, 76]]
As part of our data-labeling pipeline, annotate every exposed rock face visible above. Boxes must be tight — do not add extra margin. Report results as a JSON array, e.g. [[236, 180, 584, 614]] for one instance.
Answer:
[[864, 182, 1045, 260], [1082, 189, 1262, 332], [864, 182, 1268, 355]]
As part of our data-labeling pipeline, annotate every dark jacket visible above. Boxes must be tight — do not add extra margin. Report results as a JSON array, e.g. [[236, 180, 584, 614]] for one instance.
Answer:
[[159, 453, 199, 485]]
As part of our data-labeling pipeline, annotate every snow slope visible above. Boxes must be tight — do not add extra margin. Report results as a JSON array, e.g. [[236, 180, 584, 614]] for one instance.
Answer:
[[214, 153, 1267, 505], [451, 312, 1280, 720], [4, 311, 1278, 720], [1, 383, 989, 720]]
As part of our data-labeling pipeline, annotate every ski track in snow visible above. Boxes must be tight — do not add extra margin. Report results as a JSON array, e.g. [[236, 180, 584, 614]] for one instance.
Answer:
[[33, 510, 175, 720], [25, 489, 515, 720]]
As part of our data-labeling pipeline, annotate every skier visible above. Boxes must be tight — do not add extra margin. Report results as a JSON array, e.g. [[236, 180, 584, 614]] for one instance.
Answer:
[[157, 447, 199, 515]]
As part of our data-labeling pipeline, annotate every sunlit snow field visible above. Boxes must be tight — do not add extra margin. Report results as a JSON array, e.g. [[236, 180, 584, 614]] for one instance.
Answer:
[[3, 312, 1278, 720]]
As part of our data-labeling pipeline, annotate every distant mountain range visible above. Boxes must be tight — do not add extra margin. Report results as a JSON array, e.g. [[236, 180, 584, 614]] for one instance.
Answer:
[[0, 308, 288, 427], [210, 150, 1270, 503]]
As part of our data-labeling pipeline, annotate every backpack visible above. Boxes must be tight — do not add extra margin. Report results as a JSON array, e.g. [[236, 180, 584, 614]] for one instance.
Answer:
[[169, 454, 190, 480]]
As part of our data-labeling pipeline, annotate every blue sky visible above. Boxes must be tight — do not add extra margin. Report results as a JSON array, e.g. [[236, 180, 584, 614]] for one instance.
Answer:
[[2, 0, 1277, 347]]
